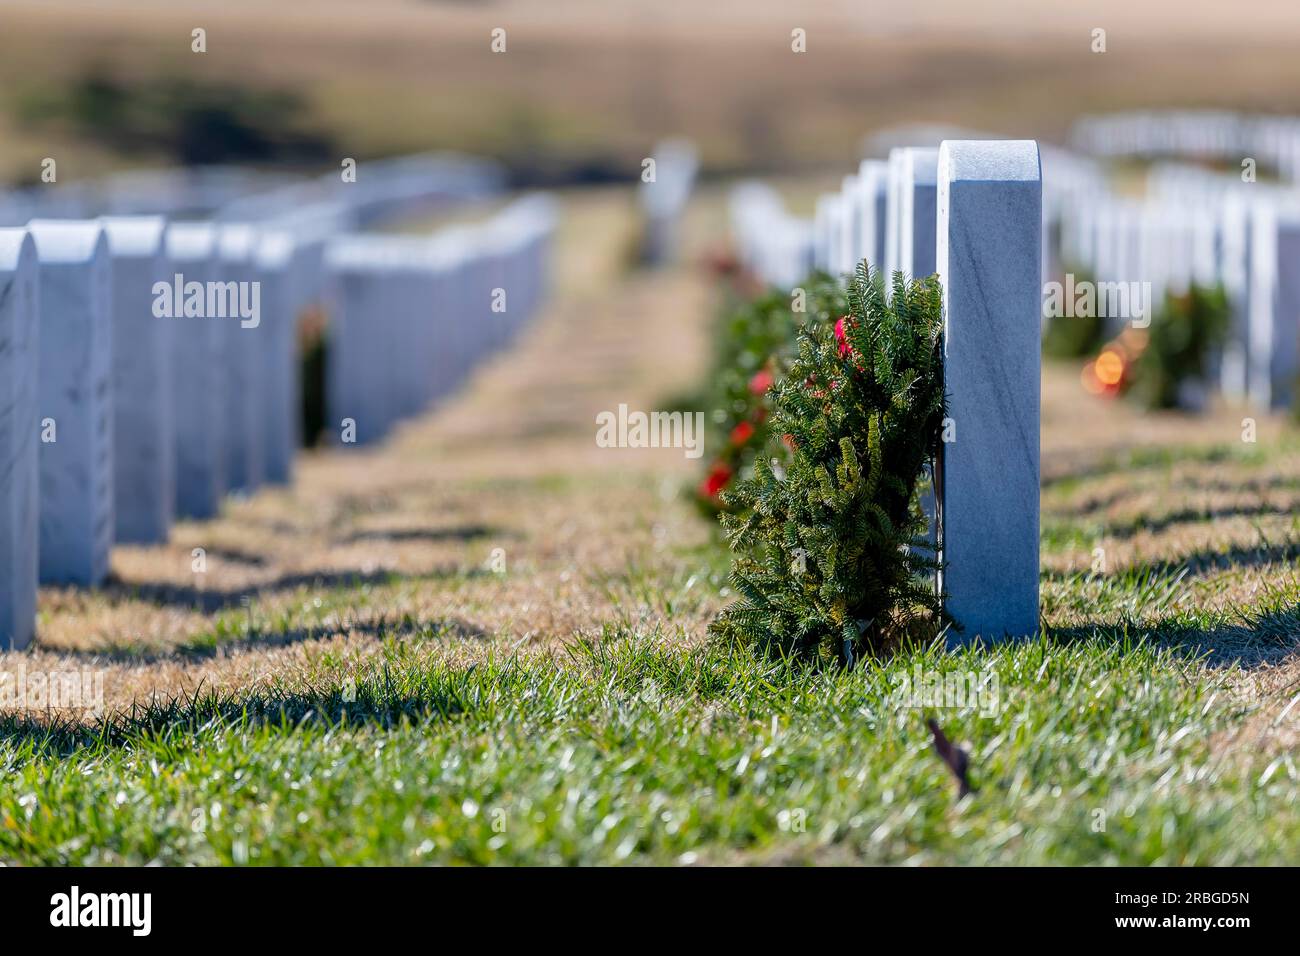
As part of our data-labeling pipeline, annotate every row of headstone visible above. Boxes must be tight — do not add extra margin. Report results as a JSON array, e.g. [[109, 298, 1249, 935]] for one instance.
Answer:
[[325, 194, 558, 447], [1071, 111, 1300, 183], [0, 152, 503, 229], [1056, 157, 1300, 411], [864, 117, 1300, 414], [861, 124, 1108, 296], [728, 183, 813, 290], [638, 139, 699, 266], [731, 140, 1043, 644], [0, 213, 321, 651], [0, 168, 555, 652]]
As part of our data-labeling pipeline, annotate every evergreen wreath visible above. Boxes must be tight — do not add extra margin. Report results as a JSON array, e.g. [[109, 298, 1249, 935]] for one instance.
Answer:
[[1126, 283, 1230, 410], [695, 272, 847, 512], [710, 264, 947, 664]]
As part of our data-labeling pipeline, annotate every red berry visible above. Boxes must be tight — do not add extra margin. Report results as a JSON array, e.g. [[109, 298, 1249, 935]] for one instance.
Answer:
[[730, 420, 755, 445]]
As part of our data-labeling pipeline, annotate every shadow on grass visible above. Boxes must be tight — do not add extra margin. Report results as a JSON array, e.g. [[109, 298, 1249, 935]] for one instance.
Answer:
[[99, 563, 493, 616], [1044, 608, 1298, 668], [0, 656, 492, 760], [1038, 514, 1300, 666], [62, 611, 493, 665], [1043, 539, 1300, 588], [1052, 501, 1299, 542], [1047, 474, 1300, 522], [1041, 443, 1263, 489], [339, 523, 503, 545], [187, 545, 269, 567], [1043, 571, 1299, 668]]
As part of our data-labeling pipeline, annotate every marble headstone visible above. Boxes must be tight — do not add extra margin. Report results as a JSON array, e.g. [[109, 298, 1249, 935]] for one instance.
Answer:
[[898, 147, 940, 281], [254, 231, 307, 484], [1219, 198, 1253, 401], [1248, 209, 1300, 410], [216, 223, 265, 493], [164, 222, 226, 519], [884, 148, 906, 280], [835, 175, 859, 278], [325, 237, 399, 446], [856, 159, 890, 273], [0, 229, 39, 648], [28, 220, 114, 586], [101, 216, 174, 543], [935, 141, 1042, 642]]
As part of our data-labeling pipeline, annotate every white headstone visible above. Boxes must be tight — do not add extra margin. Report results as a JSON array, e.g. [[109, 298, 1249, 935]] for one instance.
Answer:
[[101, 216, 174, 544], [0, 229, 39, 648], [325, 237, 398, 445], [884, 148, 907, 279], [855, 159, 890, 271], [897, 147, 940, 281], [835, 175, 859, 277], [216, 224, 265, 492], [164, 222, 226, 519], [1219, 198, 1253, 401], [254, 231, 307, 484], [935, 141, 1042, 642], [28, 220, 114, 586], [1248, 208, 1300, 410]]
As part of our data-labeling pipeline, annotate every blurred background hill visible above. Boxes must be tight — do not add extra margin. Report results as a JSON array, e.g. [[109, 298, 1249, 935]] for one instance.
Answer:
[[4, 0, 1300, 186]]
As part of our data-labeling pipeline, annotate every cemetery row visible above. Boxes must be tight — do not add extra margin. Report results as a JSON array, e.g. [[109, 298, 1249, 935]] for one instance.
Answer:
[[731, 139, 1043, 643], [1070, 110, 1300, 182], [739, 111, 1300, 414], [0, 161, 558, 651], [0, 153, 503, 228]]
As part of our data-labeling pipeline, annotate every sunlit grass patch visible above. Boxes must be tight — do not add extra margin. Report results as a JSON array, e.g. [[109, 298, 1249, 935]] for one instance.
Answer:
[[1, 632, 1294, 865]]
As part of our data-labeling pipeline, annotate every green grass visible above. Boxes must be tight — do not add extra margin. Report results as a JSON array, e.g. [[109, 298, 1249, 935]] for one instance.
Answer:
[[1, 629, 1293, 865]]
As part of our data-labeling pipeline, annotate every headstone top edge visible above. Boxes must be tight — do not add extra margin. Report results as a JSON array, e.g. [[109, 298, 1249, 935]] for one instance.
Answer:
[[165, 222, 218, 260], [0, 226, 36, 273], [216, 222, 260, 260], [856, 158, 889, 188], [902, 147, 940, 185], [26, 219, 108, 263], [938, 140, 1042, 185], [99, 215, 168, 256]]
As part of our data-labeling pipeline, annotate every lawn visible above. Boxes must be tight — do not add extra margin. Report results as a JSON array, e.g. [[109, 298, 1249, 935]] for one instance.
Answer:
[[1, 186, 1297, 865], [5, 633, 1292, 865]]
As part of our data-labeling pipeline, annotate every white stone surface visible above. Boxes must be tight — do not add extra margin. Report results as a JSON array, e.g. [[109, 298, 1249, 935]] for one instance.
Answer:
[[1219, 198, 1253, 401], [834, 175, 859, 277], [898, 147, 940, 281], [101, 216, 174, 543], [255, 231, 309, 484], [936, 141, 1042, 642], [0, 229, 39, 648], [164, 222, 226, 519], [1248, 209, 1300, 410], [28, 220, 114, 586], [325, 237, 400, 445], [216, 223, 265, 493], [884, 148, 906, 280], [855, 159, 889, 272]]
